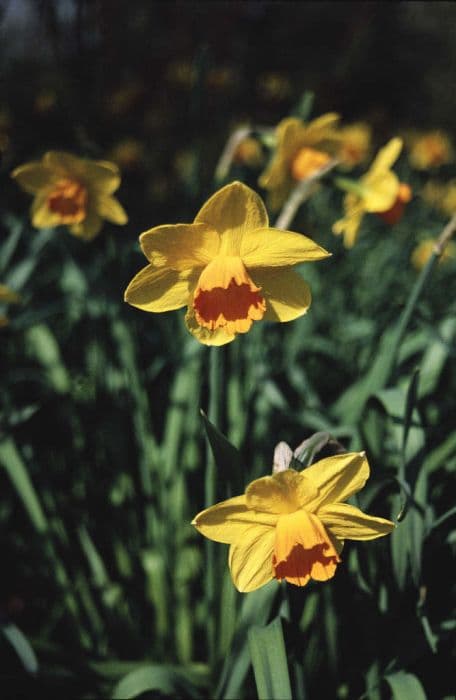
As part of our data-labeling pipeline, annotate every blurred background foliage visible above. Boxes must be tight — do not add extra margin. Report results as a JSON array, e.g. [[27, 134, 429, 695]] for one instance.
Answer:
[[0, 1, 455, 698]]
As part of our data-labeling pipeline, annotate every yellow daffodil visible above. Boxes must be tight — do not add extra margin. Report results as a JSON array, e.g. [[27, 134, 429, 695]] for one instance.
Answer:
[[124, 181, 330, 346], [11, 151, 128, 240], [421, 179, 456, 218], [234, 137, 264, 168], [259, 114, 341, 210], [337, 122, 372, 168], [408, 130, 453, 170], [193, 452, 394, 592], [411, 238, 456, 271], [109, 138, 144, 171], [333, 138, 406, 247]]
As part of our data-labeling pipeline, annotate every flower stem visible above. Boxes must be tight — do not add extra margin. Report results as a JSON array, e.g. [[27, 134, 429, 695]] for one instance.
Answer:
[[204, 346, 224, 666], [275, 159, 339, 229], [389, 213, 456, 374]]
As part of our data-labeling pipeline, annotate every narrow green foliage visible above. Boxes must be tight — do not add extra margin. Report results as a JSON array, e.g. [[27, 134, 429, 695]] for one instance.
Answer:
[[248, 617, 292, 700]]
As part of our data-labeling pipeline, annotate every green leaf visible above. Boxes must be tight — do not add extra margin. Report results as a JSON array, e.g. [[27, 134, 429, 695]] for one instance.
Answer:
[[0, 437, 47, 533], [112, 664, 200, 699], [25, 324, 70, 394], [216, 581, 278, 699], [291, 89, 315, 120], [200, 410, 242, 476], [384, 671, 427, 700], [248, 617, 292, 700], [402, 368, 420, 458], [1, 623, 38, 674]]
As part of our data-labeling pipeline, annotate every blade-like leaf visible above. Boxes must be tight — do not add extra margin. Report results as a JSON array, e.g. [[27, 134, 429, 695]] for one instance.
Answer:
[[248, 617, 292, 700]]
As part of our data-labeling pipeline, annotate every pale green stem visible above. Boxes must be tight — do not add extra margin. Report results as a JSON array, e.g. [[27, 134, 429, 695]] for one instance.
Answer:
[[275, 159, 340, 229], [214, 125, 274, 183]]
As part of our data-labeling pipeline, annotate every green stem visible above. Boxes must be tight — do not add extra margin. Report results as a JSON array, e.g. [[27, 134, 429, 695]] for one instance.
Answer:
[[389, 213, 456, 375], [275, 159, 339, 229], [204, 346, 224, 667]]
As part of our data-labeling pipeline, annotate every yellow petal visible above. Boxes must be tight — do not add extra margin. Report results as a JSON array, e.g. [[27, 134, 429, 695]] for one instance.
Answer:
[[303, 452, 369, 511], [228, 526, 275, 592], [31, 193, 61, 228], [246, 470, 318, 514], [125, 265, 196, 312], [318, 502, 395, 540], [82, 159, 121, 193], [369, 138, 403, 174], [332, 196, 364, 248], [252, 268, 311, 322], [306, 112, 341, 134], [192, 495, 277, 544], [44, 152, 121, 194], [140, 223, 220, 270], [11, 162, 56, 193], [195, 182, 269, 255], [241, 227, 330, 268], [69, 206, 103, 240], [43, 151, 84, 177], [96, 194, 128, 225], [362, 171, 400, 212], [185, 306, 236, 346]]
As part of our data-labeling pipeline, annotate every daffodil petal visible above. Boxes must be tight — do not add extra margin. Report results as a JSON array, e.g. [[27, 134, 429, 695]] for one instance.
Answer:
[[11, 163, 56, 193], [192, 495, 277, 544], [303, 452, 369, 510], [369, 137, 403, 174], [140, 223, 220, 270], [241, 228, 330, 268], [43, 151, 84, 177], [362, 171, 399, 212], [252, 268, 312, 322], [97, 194, 128, 224], [82, 160, 121, 193], [318, 503, 395, 540], [31, 193, 60, 228], [306, 112, 341, 134], [332, 202, 364, 249], [229, 526, 275, 592], [124, 265, 196, 312], [69, 207, 103, 240], [185, 306, 236, 346], [195, 182, 269, 255], [43, 152, 122, 194], [246, 470, 318, 514]]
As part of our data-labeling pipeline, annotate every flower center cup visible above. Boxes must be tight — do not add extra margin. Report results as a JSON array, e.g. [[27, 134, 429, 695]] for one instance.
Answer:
[[290, 147, 331, 181], [193, 256, 266, 335], [272, 509, 340, 586], [47, 178, 88, 224]]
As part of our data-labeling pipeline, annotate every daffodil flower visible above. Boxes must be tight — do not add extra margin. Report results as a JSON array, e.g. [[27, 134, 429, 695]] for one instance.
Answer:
[[411, 238, 456, 271], [12, 151, 128, 240], [337, 122, 372, 169], [333, 138, 406, 248], [408, 130, 453, 170], [124, 181, 330, 346], [259, 114, 341, 210], [192, 452, 394, 592]]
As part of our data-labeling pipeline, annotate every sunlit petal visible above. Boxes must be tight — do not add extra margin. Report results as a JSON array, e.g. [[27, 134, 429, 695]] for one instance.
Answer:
[[318, 502, 395, 540]]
